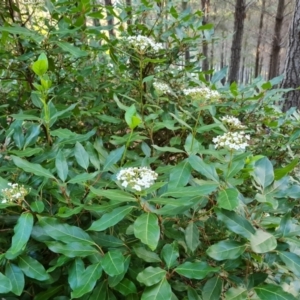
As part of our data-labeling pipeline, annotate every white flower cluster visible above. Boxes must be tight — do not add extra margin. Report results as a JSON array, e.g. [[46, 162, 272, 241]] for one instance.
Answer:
[[116, 167, 158, 192], [153, 81, 172, 95], [220, 115, 247, 130], [213, 131, 250, 151], [123, 35, 164, 54], [1, 183, 29, 204], [183, 87, 220, 102]]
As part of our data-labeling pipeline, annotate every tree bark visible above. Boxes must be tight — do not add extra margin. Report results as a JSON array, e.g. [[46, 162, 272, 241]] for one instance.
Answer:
[[268, 0, 285, 80], [104, 0, 115, 38], [228, 0, 246, 84], [182, 0, 190, 65], [281, 0, 300, 111], [201, 0, 210, 80], [254, 0, 266, 78]]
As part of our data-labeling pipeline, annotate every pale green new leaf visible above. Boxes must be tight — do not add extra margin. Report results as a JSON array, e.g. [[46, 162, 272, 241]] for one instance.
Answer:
[[250, 230, 277, 253], [207, 241, 246, 261]]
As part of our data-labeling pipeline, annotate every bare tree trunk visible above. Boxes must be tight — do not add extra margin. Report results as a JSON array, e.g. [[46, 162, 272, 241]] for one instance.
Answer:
[[268, 0, 285, 80], [228, 0, 246, 83], [220, 31, 226, 84], [281, 0, 300, 111], [255, 0, 266, 78], [201, 0, 210, 80], [104, 0, 115, 38]]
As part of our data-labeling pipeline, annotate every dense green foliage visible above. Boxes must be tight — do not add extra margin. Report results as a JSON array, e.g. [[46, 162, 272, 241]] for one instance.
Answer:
[[1, 0, 300, 299]]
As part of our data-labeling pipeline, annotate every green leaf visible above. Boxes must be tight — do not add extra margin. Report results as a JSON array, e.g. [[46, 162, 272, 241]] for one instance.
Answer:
[[90, 187, 136, 202], [46, 241, 98, 257], [125, 104, 141, 129], [217, 188, 239, 211], [115, 278, 137, 296], [250, 230, 277, 253], [137, 267, 167, 287], [103, 146, 125, 171], [89, 281, 107, 299], [161, 243, 179, 269], [30, 201, 44, 213], [152, 145, 185, 153], [168, 160, 191, 189], [185, 222, 200, 253], [88, 205, 134, 231], [254, 284, 297, 300], [274, 158, 299, 180], [34, 285, 63, 300], [206, 241, 246, 261], [133, 247, 162, 263], [67, 172, 98, 184], [187, 286, 201, 300], [0, 272, 12, 293], [134, 213, 160, 251], [169, 112, 192, 130], [101, 250, 125, 276], [216, 209, 256, 239], [211, 66, 228, 84], [202, 276, 222, 300], [9, 147, 43, 157], [225, 160, 245, 179], [141, 278, 172, 300], [6, 213, 34, 259], [57, 41, 88, 57], [252, 157, 274, 190], [18, 255, 50, 281], [5, 263, 24, 296], [71, 262, 102, 298], [68, 258, 85, 290], [12, 156, 55, 179], [175, 261, 219, 279], [279, 251, 300, 277], [188, 155, 219, 182], [38, 217, 94, 245], [32, 59, 48, 76], [56, 150, 68, 182], [225, 286, 247, 300], [75, 142, 90, 170]]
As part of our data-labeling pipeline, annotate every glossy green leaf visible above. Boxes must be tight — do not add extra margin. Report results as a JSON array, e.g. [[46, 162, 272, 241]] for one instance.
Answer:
[[217, 188, 239, 211], [141, 278, 172, 300], [57, 41, 88, 57], [188, 155, 219, 182], [103, 146, 125, 171], [0, 272, 12, 293], [168, 160, 191, 189], [32, 58, 48, 76], [254, 284, 297, 300], [6, 213, 34, 259], [75, 142, 89, 170], [207, 241, 246, 261], [161, 242, 179, 269], [12, 156, 55, 179], [250, 230, 277, 253], [56, 150, 68, 182], [71, 262, 102, 298], [216, 209, 256, 239], [202, 276, 222, 300], [115, 278, 137, 296], [46, 241, 98, 257], [225, 286, 247, 300], [33, 285, 63, 300], [38, 217, 94, 245], [9, 147, 43, 157], [133, 247, 161, 263], [134, 213, 160, 251], [88, 205, 134, 231], [68, 258, 85, 290], [187, 286, 201, 300], [137, 267, 167, 287], [101, 250, 125, 276], [90, 187, 136, 202], [30, 201, 44, 213], [5, 263, 24, 296], [252, 157, 274, 190], [18, 255, 50, 281], [89, 281, 107, 299], [185, 222, 200, 253], [67, 172, 99, 184], [279, 251, 300, 277], [175, 261, 219, 279]]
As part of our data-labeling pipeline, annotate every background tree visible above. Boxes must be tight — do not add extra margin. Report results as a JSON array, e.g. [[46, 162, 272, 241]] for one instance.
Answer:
[[281, 0, 300, 111]]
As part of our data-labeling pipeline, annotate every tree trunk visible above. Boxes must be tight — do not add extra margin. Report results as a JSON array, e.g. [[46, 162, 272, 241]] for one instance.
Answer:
[[281, 0, 300, 111], [255, 0, 266, 78], [104, 0, 115, 38], [126, 0, 132, 26], [268, 0, 285, 80], [228, 0, 246, 83], [201, 0, 210, 80], [182, 0, 190, 65]]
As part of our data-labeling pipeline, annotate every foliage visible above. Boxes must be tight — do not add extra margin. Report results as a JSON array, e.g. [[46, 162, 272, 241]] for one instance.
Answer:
[[0, 0, 300, 299]]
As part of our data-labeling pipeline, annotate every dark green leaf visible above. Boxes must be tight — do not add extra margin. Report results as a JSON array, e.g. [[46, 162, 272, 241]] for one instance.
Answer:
[[252, 157, 274, 190], [90, 187, 136, 202], [57, 41, 88, 57], [56, 150, 68, 182], [5, 263, 24, 296], [67, 172, 98, 184], [101, 250, 124, 276], [274, 158, 299, 180], [115, 278, 137, 296], [168, 160, 191, 189], [103, 146, 125, 171], [185, 222, 200, 253], [254, 284, 297, 300], [0, 272, 12, 293], [202, 276, 222, 300], [68, 258, 85, 290], [134, 213, 160, 251], [141, 278, 172, 300], [175, 261, 219, 279], [133, 247, 161, 263], [161, 242, 179, 269]]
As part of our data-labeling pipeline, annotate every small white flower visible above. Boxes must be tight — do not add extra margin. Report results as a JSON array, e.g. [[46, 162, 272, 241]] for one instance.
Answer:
[[183, 87, 220, 103], [153, 81, 172, 95], [123, 35, 164, 54], [213, 131, 250, 151]]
